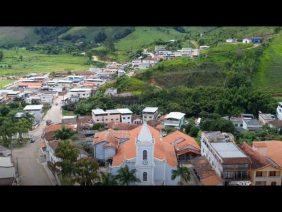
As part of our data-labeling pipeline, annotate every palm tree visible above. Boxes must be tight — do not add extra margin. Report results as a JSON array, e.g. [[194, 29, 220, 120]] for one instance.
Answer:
[[171, 166, 191, 185], [74, 158, 100, 186], [115, 165, 140, 186], [98, 172, 118, 186]]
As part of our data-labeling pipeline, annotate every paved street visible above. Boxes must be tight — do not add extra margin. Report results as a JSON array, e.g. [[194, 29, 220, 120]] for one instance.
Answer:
[[12, 96, 63, 185]]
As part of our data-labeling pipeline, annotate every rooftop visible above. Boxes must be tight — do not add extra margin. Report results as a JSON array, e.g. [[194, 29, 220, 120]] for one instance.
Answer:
[[243, 119, 261, 126], [142, 107, 158, 113], [165, 112, 185, 120], [259, 113, 275, 120], [211, 142, 248, 159], [92, 108, 107, 115], [23, 105, 43, 111], [0, 156, 13, 167], [70, 88, 91, 92], [116, 108, 133, 114]]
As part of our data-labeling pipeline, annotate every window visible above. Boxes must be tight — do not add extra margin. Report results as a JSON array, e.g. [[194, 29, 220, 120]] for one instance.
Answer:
[[144, 116, 147, 119], [123, 117, 125, 119], [143, 150, 147, 160], [255, 181, 266, 186], [256, 171, 263, 177], [111, 119, 113, 121], [128, 117, 130, 119], [143, 172, 147, 181], [269, 171, 277, 177], [271, 182, 277, 186], [149, 116, 152, 119]]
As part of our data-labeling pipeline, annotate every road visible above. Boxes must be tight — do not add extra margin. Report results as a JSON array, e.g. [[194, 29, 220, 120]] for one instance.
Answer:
[[12, 96, 63, 185]]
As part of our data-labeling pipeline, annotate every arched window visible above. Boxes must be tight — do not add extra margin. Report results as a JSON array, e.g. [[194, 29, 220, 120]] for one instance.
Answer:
[[143, 172, 147, 181], [143, 150, 147, 160]]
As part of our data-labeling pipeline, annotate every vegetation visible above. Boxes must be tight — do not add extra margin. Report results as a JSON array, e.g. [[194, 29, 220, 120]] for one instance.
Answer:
[[171, 166, 191, 185], [54, 126, 76, 140], [0, 102, 33, 147], [0, 48, 89, 76], [115, 165, 140, 185]]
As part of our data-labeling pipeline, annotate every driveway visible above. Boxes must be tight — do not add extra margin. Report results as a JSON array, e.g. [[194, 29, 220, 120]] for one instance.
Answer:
[[12, 96, 63, 185]]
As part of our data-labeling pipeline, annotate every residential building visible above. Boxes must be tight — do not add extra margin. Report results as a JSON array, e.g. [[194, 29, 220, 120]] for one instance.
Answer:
[[105, 88, 118, 96], [0, 145, 11, 157], [200, 131, 251, 185], [240, 142, 282, 186], [226, 38, 237, 43], [0, 156, 16, 185], [92, 108, 133, 124], [242, 38, 252, 43], [190, 156, 223, 185], [258, 112, 276, 125], [67, 75, 85, 83], [162, 130, 200, 163], [69, 88, 92, 99], [163, 112, 185, 129], [93, 123, 180, 185], [242, 119, 262, 131], [252, 37, 262, 44], [23, 104, 44, 124], [268, 120, 282, 131], [142, 107, 159, 122], [277, 102, 282, 120], [117, 108, 133, 124], [40, 92, 55, 105]]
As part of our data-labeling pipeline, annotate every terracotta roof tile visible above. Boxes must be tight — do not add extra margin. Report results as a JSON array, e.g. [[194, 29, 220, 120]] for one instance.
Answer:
[[252, 140, 282, 167], [44, 124, 76, 141]]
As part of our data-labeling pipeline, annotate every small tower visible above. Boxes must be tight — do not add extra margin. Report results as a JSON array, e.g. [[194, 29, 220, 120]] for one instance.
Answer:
[[135, 122, 155, 185]]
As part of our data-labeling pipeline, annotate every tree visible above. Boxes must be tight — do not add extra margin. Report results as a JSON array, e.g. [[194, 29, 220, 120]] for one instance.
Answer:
[[115, 165, 140, 186], [54, 126, 75, 140], [98, 172, 118, 186], [104, 38, 115, 52], [55, 140, 79, 177], [95, 32, 107, 43], [171, 166, 191, 185], [74, 158, 100, 186], [0, 51, 3, 61]]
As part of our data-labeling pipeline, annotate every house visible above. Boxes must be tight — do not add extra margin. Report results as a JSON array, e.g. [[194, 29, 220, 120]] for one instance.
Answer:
[[117, 69, 126, 77], [117, 108, 133, 124], [84, 78, 105, 87], [190, 156, 223, 186], [277, 102, 282, 120], [252, 37, 262, 44], [62, 116, 77, 125], [258, 112, 276, 125], [163, 112, 185, 129], [162, 130, 200, 163], [105, 88, 118, 96], [40, 92, 55, 105], [240, 141, 282, 186], [268, 120, 282, 131], [242, 119, 262, 131], [132, 115, 143, 125], [242, 38, 252, 44], [94, 123, 180, 185], [142, 107, 159, 122], [154, 45, 166, 52], [25, 95, 41, 104], [69, 88, 92, 99], [223, 116, 244, 129], [0, 156, 16, 185], [226, 38, 237, 43], [200, 131, 251, 185], [91, 108, 133, 124], [23, 104, 44, 124], [67, 75, 85, 83]]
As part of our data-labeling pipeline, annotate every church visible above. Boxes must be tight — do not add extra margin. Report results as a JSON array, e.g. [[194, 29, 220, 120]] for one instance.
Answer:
[[93, 122, 200, 185]]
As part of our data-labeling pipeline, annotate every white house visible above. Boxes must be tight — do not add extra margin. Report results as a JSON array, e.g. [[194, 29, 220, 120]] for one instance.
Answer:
[[258, 112, 276, 125], [69, 88, 92, 99], [277, 102, 282, 120], [163, 112, 185, 129], [117, 108, 133, 124], [40, 92, 54, 105], [93, 123, 180, 185], [226, 38, 237, 43], [242, 119, 262, 131], [242, 38, 252, 44], [142, 107, 159, 122], [23, 104, 44, 124], [117, 69, 126, 77]]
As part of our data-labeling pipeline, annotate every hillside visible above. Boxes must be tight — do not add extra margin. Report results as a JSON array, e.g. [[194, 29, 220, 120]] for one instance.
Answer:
[[253, 32, 282, 99]]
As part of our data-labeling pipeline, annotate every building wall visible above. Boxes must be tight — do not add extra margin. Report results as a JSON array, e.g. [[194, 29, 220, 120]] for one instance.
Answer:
[[142, 112, 158, 122], [120, 114, 132, 124], [104, 147, 116, 160], [251, 166, 282, 186], [92, 114, 121, 124], [94, 142, 106, 160]]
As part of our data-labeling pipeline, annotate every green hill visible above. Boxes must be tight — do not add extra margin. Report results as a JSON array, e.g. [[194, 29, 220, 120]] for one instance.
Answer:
[[253, 32, 282, 99]]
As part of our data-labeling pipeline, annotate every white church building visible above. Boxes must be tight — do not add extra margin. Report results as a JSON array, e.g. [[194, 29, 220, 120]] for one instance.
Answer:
[[93, 123, 181, 185]]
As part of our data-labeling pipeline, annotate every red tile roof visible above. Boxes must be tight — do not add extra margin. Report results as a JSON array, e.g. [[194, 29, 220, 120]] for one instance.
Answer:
[[252, 140, 282, 167], [43, 124, 76, 141]]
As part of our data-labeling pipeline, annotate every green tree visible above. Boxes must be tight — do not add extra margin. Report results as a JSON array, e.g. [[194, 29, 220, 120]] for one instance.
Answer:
[[74, 158, 100, 186], [171, 166, 191, 185], [115, 165, 140, 186], [55, 140, 79, 177], [98, 172, 118, 186], [54, 126, 75, 140]]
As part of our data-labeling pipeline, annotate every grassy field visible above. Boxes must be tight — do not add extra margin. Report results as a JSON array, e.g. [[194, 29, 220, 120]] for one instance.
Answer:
[[0, 79, 14, 88], [0, 48, 90, 76], [253, 33, 282, 97]]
